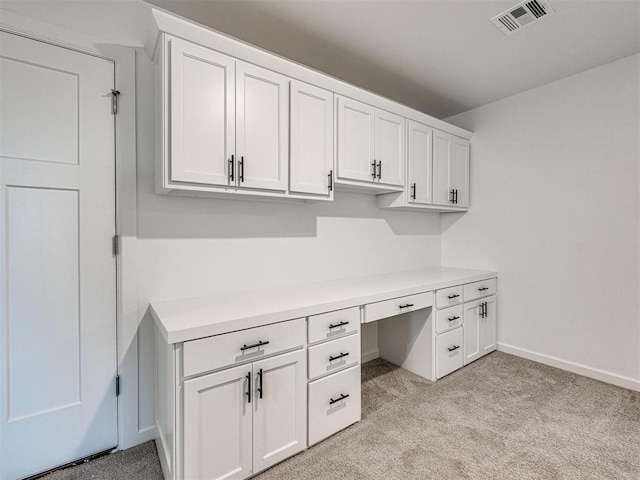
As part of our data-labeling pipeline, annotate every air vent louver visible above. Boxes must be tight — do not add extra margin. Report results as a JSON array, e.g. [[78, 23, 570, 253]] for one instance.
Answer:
[[491, 0, 555, 36]]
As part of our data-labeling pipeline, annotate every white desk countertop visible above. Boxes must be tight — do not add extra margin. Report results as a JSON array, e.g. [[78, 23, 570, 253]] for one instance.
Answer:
[[150, 267, 498, 344]]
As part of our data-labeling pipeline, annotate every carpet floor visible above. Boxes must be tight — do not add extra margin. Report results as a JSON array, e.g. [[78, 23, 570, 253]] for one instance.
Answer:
[[41, 352, 639, 479]]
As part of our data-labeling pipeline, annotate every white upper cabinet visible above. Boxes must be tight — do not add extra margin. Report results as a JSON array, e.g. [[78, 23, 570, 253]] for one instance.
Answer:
[[374, 109, 405, 186], [289, 80, 334, 197], [433, 130, 469, 207], [169, 37, 235, 186], [236, 62, 289, 191], [336, 96, 376, 183], [406, 120, 433, 204]]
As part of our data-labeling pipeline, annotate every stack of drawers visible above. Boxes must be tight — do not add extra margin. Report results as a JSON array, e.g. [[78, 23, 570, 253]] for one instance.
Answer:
[[306, 307, 361, 445], [434, 285, 465, 378]]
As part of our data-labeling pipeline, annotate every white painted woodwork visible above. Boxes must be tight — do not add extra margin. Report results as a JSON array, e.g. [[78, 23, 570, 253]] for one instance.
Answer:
[[307, 365, 361, 446], [151, 268, 496, 343], [435, 304, 464, 334], [435, 327, 464, 379], [463, 297, 497, 366], [432, 129, 453, 206], [377, 309, 435, 381], [435, 285, 463, 309], [374, 109, 404, 186], [406, 120, 433, 204], [236, 61, 289, 191], [363, 292, 433, 323], [307, 333, 360, 381], [463, 278, 497, 303], [307, 307, 360, 345], [169, 37, 235, 186], [451, 137, 470, 207], [0, 32, 117, 480], [252, 350, 306, 473], [182, 318, 305, 377], [336, 96, 376, 183], [289, 80, 334, 196], [432, 130, 470, 207], [183, 365, 252, 480]]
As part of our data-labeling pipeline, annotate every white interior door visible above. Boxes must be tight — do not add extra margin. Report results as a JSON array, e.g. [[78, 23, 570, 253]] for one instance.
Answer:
[[289, 80, 333, 196], [236, 61, 288, 191], [169, 37, 235, 186], [252, 350, 306, 474], [0, 32, 117, 480], [407, 120, 433, 204], [374, 109, 404, 186]]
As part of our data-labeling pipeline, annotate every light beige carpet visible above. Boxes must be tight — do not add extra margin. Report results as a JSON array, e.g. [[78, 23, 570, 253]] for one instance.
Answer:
[[41, 352, 640, 479]]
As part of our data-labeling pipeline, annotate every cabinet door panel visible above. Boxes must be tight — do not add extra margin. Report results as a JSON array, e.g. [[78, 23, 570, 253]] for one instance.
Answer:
[[170, 38, 234, 186], [407, 120, 432, 204], [452, 137, 470, 207], [336, 96, 375, 183], [183, 365, 252, 480], [252, 350, 306, 474], [463, 300, 481, 366], [432, 130, 452, 206], [480, 296, 497, 355], [290, 81, 333, 196], [374, 109, 404, 186], [236, 62, 289, 191]]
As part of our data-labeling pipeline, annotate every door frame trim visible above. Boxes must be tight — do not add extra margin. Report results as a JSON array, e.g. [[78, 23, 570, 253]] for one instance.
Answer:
[[0, 10, 146, 451]]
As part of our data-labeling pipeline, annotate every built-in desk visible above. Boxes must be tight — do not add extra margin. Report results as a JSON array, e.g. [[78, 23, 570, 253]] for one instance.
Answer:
[[151, 267, 498, 480]]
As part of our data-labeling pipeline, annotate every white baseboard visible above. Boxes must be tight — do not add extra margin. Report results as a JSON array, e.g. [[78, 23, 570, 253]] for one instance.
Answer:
[[498, 343, 640, 392], [361, 348, 380, 364]]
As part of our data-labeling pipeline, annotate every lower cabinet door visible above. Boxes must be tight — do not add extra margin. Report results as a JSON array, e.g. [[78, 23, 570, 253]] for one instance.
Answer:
[[308, 365, 361, 446], [252, 349, 307, 474], [183, 365, 253, 480], [435, 327, 464, 378], [463, 300, 482, 366], [480, 296, 497, 355]]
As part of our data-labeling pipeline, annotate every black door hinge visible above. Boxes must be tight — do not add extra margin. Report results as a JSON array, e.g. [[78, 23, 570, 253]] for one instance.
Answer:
[[116, 375, 121, 397], [111, 89, 121, 115]]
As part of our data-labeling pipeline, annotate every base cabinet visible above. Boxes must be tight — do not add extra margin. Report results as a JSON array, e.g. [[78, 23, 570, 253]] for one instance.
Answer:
[[463, 296, 497, 366], [183, 350, 306, 480]]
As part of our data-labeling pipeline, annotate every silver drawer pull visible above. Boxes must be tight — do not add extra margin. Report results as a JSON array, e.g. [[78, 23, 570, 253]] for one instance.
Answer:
[[329, 352, 349, 362], [447, 316, 460, 322], [329, 393, 349, 405], [240, 340, 269, 351], [447, 294, 460, 299], [448, 345, 460, 352]]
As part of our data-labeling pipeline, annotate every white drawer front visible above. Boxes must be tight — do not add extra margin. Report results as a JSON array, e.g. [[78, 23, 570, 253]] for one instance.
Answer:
[[364, 292, 433, 323], [435, 285, 463, 309], [183, 318, 306, 377], [464, 278, 497, 303], [435, 304, 463, 334], [436, 327, 464, 379], [308, 365, 361, 445], [308, 307, 360, 345], [308, 333, 360, 381]]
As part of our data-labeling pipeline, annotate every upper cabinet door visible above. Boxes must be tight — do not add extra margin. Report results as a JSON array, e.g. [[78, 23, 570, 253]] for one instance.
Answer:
[[336, 96, 376, 183], [290, 80, 334, 196], [406, 120, 433, 204], [252, 350, 306, 474], [452, 137, 470, 207], [374, 109, 404, 186], [236, 62, 289, 191], [169, 37, 235, 186], [432, 130, 453, 206]]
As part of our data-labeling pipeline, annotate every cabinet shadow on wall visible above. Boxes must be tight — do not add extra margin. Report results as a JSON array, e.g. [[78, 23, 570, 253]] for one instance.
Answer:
[[137, 189, 441, 239]]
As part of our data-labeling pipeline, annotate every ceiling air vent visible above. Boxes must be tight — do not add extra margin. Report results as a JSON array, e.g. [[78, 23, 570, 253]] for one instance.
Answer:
[[491, 0, 555, 36]]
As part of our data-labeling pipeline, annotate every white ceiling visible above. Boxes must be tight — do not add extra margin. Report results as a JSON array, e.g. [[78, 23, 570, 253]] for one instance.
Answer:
[[2, 0, 639, 118]]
